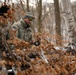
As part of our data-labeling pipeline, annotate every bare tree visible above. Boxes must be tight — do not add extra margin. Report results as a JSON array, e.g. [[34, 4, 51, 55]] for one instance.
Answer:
[[54, 0, 62, 45], [4, 0, 6, 3], [37, 0, 42, 32], [20, 0, 25, 12], [61, 0, 76, 45], [26, 0, 30, 12]]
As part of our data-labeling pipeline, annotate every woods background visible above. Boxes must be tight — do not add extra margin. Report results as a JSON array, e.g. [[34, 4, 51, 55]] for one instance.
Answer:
[[0, 0, 76, 75], [0, 0, 76, 47]]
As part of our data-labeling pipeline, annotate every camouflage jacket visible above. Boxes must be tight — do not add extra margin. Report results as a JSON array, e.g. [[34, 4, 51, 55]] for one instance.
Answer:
[[12, 18, 33, 43]]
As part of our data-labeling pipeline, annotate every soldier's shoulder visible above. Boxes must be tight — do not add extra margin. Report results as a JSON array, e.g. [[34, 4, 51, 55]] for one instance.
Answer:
[[12, 21, 21, 27], [13, 21, 20, 25]]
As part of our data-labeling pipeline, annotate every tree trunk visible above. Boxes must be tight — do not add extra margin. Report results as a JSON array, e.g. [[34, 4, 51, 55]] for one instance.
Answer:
[[26, 0, 30, 12], [4, 0, 6, 2], [54, 0, 62, 46], [61, 0, 76, 45], [37, 0, 42, 32]]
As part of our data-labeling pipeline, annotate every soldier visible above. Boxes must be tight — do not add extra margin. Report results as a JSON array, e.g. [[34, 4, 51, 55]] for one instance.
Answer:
[[12, 12, 35, 43]]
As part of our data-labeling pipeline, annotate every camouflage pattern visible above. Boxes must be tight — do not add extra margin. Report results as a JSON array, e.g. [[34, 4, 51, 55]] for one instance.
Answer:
[[12, 18, 32, 43], [0, 24, 10, 40]]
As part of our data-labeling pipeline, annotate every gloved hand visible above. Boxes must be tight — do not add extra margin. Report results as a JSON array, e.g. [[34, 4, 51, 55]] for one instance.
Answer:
[[30, 40, 41, 46], [33, 40, 41, 46]]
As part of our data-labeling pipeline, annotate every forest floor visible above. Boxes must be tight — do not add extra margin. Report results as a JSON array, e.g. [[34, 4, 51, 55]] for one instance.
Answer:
[[0, 33, 76, 75]]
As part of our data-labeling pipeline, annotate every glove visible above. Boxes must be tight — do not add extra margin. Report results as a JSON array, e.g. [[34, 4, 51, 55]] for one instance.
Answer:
[[33, 40, 40, 46]]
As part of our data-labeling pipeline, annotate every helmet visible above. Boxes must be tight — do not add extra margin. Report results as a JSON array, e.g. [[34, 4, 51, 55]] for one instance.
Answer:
[[23, 12, 35, 19]]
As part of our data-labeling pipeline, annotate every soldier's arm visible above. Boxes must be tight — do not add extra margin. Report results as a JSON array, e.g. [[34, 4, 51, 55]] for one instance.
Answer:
[[12, 22, 19, 30], [25, 27, 33, 42], [11, 22, 19, 37]]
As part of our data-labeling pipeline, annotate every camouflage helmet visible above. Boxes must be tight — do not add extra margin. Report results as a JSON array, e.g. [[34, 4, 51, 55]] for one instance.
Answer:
[[23, 12, 35, 19]]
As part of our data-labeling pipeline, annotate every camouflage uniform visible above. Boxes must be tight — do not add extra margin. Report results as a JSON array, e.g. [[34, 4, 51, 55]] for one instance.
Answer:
[[12, 18, 33, 43]]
